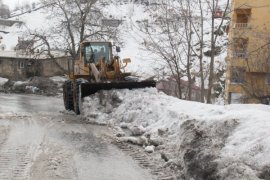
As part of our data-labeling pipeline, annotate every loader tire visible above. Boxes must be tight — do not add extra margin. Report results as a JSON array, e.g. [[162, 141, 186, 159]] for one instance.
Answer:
[[73, 81, 81, 115], [63, 81, 74, 111]]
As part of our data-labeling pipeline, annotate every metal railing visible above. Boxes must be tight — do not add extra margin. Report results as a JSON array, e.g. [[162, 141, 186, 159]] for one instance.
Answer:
[[234, 23, 249, 29], [233, 51, 248, 58]]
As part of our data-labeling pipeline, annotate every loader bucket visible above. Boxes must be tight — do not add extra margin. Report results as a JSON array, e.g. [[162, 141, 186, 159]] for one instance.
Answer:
[[80, 80, 156, 98]]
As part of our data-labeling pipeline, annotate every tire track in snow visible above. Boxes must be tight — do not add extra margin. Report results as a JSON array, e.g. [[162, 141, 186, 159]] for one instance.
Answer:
[[0, 145, 31, 180], [111, 138, 175, 180], [0, 117, 45, 180]]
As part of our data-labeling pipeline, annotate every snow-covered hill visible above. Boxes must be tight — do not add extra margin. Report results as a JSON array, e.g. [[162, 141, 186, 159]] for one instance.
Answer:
[[0, 0, 54, 51], [82, 88, 270, 179]]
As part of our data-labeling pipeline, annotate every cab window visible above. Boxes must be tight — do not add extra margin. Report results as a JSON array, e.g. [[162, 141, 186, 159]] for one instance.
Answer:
[[83, 43, 110, 63]]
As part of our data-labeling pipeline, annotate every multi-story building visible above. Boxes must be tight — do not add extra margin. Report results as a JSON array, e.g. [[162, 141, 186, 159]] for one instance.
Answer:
[[225, 0, 270, 104]]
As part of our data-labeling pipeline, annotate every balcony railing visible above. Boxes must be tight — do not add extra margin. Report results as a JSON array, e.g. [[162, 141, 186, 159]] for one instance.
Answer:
[[233, 51, 248, 58], [234, 23, 249, 29]]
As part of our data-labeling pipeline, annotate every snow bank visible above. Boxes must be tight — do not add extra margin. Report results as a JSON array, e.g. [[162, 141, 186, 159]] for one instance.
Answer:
[[49, 76, 67, 83], [0, 77, 8, 86], [0, 77, 9, 91], [49, 76, 67, 89], [82, 88, 270, 179], [0, 77, 62, 96], [13, 81, 28, 87]]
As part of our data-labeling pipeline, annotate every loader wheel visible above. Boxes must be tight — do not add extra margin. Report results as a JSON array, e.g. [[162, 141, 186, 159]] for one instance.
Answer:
[[63, 81, 74, 111], [73, 81, 81, 115]]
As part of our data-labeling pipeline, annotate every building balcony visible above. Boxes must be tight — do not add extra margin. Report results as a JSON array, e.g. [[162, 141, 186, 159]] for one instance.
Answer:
[[231, 23, 251, 37], [233, 23, 250, 29], [233, 51, 248, 58], [227, 51, 248, 68], [246, 61, 270, 73]]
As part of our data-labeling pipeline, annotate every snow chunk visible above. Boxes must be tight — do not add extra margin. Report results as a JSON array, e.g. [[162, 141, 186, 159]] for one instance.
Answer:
[[119, 136, 148, 146], [49, 76, 67, 83], [145, 145, 155, 153], [13, 81, 28, 87], [26, 86, 39, 93], [130, 125, 146, 136]]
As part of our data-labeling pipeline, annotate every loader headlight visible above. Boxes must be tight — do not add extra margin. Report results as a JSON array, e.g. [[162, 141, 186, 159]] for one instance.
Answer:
[[123, 58, 131, 64]]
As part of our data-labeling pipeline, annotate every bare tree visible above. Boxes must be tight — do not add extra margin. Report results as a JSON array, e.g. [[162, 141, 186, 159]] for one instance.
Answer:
[[139, 0, 211, 101], [140, 1, 187, 99], [27, 0, 120, 73], [206, 0, 230, 103]]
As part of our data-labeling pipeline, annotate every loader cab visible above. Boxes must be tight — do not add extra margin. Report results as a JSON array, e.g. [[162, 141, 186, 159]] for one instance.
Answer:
[[81, 42, 112, 65]]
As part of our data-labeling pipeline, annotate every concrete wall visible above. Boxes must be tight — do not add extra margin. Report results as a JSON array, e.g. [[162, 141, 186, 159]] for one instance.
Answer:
[[41, 57, 70, 77], [0, 57, 28, 80], [0, 56, 69, 80]]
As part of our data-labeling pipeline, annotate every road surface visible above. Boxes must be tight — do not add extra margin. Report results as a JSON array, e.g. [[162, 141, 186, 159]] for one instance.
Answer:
[[0, 93, 153, 180]]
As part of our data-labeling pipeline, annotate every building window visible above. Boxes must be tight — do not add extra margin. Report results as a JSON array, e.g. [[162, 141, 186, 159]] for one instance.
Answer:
[[233, 38, 248, 58], [266, 74, 270, 85], [234, 9, 251, 29], [19, 61, 25, 69], [231, 67, 245, 84], [229, 92, 243, 104]]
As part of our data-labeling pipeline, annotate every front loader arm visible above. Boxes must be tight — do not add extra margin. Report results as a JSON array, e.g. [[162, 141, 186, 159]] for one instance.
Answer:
[[89, 63, 100, 82]]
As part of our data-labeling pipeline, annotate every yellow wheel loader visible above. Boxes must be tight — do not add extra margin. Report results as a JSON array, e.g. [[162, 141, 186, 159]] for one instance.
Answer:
[[63, 41, 156, 114]]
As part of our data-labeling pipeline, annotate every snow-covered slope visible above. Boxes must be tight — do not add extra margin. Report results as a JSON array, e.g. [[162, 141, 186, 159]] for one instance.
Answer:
[[103, 2, 160, 76], [82, 88, 270, 179], [0, 3, 53, 51]]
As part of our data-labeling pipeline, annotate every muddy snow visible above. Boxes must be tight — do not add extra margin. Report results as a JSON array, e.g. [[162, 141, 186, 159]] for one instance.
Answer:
[[82, 88, 270, 180]]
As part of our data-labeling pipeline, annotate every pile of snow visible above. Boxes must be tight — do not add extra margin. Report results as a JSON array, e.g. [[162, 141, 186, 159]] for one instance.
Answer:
[[82, 88, 270, 179], [25, 85, 39, 93], [0, 77, 63, 96], [49, 76, 67, 89], [49, 76, 67, 83], [0, 77, 9, 91], [0, 77, 8, 86], [13, 80, 28, 87]]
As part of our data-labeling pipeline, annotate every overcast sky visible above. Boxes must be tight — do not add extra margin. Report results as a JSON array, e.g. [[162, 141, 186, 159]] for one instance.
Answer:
[[3, 0, 38, 9]]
